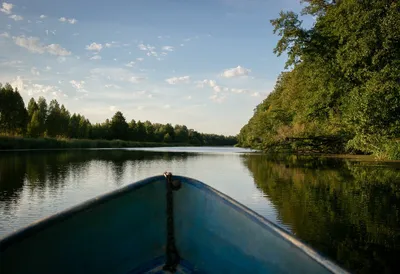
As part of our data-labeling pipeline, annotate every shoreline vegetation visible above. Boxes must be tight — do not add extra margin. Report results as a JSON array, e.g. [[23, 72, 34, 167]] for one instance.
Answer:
[[0, 83, 237, 150], [0, 136, 195, 151], [237, 1, 400, 160]]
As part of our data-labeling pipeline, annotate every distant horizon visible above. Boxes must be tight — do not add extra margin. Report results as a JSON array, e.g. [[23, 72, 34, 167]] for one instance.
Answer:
[[0, 0, 311, 135]]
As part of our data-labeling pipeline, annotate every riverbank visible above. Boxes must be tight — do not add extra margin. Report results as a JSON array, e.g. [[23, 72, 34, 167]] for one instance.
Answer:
[[236, 137, 400, 161], [0, 136, 191, 150]]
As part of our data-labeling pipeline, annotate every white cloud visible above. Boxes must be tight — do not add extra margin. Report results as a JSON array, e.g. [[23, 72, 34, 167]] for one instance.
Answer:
[[39, 15, 46, 19], [125, 61, 135, 67], [30, 67, 40, 76], [104, 84, 121, 89], [129, 76, 146, 83], [23, 82, 66, 98], [0, 32, 10, 38], [137, 106, 144, 110], [13, 35, 71, 56], [213, 85, 222, 93], [138, 44, 148, 50], [90, 55, 102, 60], [0, 60, 23, 67], [231, 88, 249, 94], [69, 80, 88, 93], [9, 15, 23, 21], [251, 92, 260, 97], [86, 42, 103, 51], [138, 43, 158, 57], [68, 18, 77, 24], [196, 79, 217, 88], [162, 46, 174, 52], [163, 104, 171, 109], [10, 76, 24, 92], [44, 66, 52, 71], [109, 106, 116, 111], [221, 65, 251, 78], [1, 2, 12, 14], [59, 17, 77, 24], [186, 95, 192, 100], [166, 76, 190, 85], [136, 57, 144, 62], [46, 43, 71, 56], [210, 94, 226, 103], [104, 41, 121, 48], [45, 30, 56, 36], [70, 80, 85, 89], [146, 51, 157, 57], [180, 44, 184, 47]]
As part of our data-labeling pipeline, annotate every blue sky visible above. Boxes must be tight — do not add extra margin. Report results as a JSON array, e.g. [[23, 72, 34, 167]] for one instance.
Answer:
[[0, 0, 307, 135]]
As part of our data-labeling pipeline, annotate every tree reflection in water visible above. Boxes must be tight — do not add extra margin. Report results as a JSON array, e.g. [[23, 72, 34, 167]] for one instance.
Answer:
[[241, 154, 400, 274]]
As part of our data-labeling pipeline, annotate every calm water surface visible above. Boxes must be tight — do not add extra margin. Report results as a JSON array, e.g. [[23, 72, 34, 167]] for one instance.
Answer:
[[1, 147, 399, 273]]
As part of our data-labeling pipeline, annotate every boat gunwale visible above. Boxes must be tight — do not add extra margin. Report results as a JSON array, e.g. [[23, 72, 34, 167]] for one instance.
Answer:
[[174, 175, 349, 274], [0, 175, 165, 251]]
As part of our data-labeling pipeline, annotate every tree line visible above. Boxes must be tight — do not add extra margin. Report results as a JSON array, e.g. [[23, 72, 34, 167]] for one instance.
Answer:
[[0, 83, 237, 146], [238, 0, 400, 159]]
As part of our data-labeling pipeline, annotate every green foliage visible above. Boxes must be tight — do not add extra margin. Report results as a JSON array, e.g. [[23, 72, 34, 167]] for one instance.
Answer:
[[27, 98, 38, 119], [0, 84, 28, 134], [37, 96, 48, 136], [238, 0, 400, 159], [0, 136, 175, 150], [110, 111, 129, 140], [45, 99, 69, 137], [0, 83, 237, 148], [27, 111, 41, 137]]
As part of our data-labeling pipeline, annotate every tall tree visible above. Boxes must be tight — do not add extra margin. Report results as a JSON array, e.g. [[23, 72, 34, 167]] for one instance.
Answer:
[[59, 105, 70, 137], [110, 111, 129, 140], [37, 97, 48, 136], [136, 120, 146, 141], [27, 98, 39, 120], [0, 84, 28, 134], [46, 99, 62, 137], [68, 114, 80, 138], [27, 110, 41, 137]]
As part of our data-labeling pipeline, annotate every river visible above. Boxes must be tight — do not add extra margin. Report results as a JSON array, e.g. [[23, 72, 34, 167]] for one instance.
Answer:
[[0, 147, 399, 273]]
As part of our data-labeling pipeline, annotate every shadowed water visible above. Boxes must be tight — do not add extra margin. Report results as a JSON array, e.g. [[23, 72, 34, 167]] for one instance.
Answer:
[[0, 148, 399, 273]]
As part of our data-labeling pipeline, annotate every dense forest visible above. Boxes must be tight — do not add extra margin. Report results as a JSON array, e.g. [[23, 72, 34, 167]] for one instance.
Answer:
[[0, 83, 237, 146], [238, 0, 400, 159]]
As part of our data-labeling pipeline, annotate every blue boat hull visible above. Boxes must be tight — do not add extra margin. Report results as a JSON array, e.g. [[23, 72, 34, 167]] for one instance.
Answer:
[[0, 175, 347, 273]]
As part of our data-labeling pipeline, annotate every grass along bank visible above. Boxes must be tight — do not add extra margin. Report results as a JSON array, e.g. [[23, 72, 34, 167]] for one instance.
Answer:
[[0, 136, 192, 150]]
